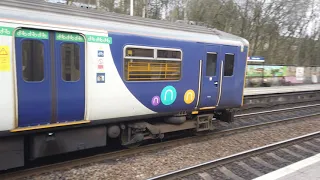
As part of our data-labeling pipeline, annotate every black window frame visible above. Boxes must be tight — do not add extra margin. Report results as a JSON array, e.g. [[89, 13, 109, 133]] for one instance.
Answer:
[[60, 42, 81, 82], [205, 52, 218, 77], [224, 53, 235, 77]]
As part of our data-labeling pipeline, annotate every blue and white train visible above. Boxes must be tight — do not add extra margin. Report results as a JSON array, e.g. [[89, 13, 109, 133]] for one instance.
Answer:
[[0, 0, 249, 170]]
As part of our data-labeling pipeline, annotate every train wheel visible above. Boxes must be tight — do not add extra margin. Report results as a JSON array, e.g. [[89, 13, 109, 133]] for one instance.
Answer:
[[120, 131, 144, 149]]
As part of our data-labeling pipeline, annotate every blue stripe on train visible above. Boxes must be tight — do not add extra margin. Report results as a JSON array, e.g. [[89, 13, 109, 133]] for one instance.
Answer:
[[109, 32, 200, 113], [108, 32, 247, 113]]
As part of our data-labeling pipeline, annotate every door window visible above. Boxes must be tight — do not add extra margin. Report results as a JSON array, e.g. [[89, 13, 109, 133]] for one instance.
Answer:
[[22, 40, 44, 82], [61, 43, 80, 81], [224, 54, 234, 76], [206, 53, 217, 76]]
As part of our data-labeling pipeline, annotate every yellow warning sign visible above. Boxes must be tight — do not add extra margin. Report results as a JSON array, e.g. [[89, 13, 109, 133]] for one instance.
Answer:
[[0, 46, 10, 71], [0, 47, 8, 55]]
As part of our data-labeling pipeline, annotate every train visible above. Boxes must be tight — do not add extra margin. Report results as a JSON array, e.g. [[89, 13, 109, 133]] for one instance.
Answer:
[[0, 0, 249, 171]]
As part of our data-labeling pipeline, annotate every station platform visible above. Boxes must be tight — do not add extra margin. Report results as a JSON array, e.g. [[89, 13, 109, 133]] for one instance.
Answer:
[[244, 84, 320, 96], [254, 153, 320, 180]]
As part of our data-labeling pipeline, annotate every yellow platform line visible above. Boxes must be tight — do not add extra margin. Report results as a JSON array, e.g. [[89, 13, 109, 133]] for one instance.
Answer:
[[11, 120, 91, 132]]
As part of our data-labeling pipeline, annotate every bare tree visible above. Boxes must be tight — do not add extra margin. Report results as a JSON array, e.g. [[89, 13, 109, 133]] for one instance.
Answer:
[[61, 0, 320, 66]]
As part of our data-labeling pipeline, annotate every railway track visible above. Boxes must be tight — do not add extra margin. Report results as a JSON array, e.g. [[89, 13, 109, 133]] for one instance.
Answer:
[[1, 104, 320, 179], [237, 100, 320, 115], [242, 90, 320, 110], [147, 131, 320, 180], [215, 103, 320, 131]]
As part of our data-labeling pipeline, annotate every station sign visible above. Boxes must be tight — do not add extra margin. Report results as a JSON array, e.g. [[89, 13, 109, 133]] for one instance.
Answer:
[[247, 56, 265, 63]]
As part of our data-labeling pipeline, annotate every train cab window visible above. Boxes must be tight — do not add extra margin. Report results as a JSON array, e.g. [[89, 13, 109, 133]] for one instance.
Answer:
[[206, 53, 217, 76], [61, 43, 80, 81], [124, 46, 182, 81], [224, 54, 235, 76], [22, 40, 44, 82]]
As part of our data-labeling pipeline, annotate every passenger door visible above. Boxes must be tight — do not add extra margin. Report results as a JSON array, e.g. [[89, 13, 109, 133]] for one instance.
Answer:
[[15, 29, 85, 127], [199, 45, 222, 108], [219, 45, 237, 107], [15, 29, 52, 127], [54, 32, 85, 123]]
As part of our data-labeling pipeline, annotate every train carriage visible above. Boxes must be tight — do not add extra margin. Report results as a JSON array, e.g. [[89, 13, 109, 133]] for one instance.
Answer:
[[0, 0, 249, 171]]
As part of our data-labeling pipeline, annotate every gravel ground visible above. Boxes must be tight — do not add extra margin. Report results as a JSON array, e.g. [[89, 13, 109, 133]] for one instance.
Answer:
[[28, 118, 320, 180]]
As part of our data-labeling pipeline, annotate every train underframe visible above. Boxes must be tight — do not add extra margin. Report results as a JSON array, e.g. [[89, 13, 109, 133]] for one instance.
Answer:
[[120, 109, 235, 147], [0, 109, 235, 171]]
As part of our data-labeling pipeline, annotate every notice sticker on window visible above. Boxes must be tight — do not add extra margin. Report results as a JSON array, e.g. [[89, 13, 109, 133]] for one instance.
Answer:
[[97, 73, 105, 83], [98, 50, 104, 57]]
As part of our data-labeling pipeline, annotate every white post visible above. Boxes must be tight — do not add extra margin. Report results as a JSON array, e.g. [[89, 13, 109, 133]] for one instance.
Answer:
[[130, 0, 134, 16], [183, 0, 189, 22], [96, 0, 100, 9], [142, 0, 146, 18]]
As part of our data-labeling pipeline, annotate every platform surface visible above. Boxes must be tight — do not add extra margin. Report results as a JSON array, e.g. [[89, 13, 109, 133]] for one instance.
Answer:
[[244, 84, 320, 96], [254, 153, 320, 180]]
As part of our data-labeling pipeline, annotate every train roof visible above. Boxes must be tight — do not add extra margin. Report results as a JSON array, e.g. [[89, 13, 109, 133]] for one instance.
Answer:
[[0, 0, 249, 47]]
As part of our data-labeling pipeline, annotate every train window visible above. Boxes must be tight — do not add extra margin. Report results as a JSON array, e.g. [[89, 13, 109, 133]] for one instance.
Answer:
[[157, 50, 181, 59], [206, 53, 217, 76], [124, 46, 182, 81], [224, 54, 235, 76], [61, 43, 80, 81], [22, 40, 44, 82], [124, 60, 181, 81], [126, 47, 154, 58]]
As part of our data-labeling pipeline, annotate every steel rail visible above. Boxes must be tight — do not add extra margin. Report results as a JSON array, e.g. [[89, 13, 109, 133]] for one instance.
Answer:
[[242, 90, 320, 109], [147, 130, 320, 180], [1, 107, 320, 179], [235, 103, 320, 117]]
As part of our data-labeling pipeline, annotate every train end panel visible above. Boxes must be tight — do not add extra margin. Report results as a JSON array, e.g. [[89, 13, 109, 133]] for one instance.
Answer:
[[0, 24, 15, 132]]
